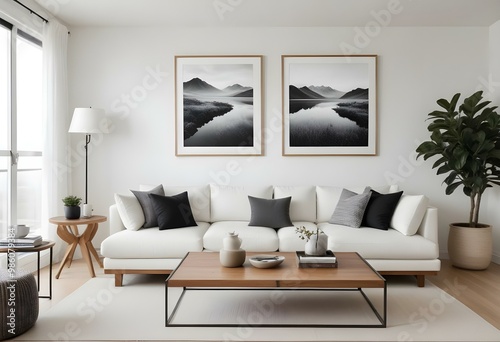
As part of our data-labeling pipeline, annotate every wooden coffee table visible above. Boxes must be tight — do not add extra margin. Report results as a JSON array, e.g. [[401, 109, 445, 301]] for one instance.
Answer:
[[165, 252, 386, 328]]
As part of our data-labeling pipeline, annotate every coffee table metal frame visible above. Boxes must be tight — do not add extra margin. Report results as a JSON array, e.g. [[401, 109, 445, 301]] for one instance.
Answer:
[[165, 252, 387, 328]]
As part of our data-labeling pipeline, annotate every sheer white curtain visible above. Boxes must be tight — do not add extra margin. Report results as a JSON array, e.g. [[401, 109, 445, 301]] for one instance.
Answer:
[[41, 20, 69, 261]]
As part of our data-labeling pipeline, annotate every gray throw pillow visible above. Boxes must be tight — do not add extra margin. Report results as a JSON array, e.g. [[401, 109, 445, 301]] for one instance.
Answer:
[[248, 196, 293, 229], [131, 185, 165, 228], [329, 188, 371, 228]]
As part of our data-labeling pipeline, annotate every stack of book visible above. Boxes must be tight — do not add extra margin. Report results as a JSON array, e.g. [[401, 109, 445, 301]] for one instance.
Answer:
[[0, 234, 43, 247], [296, 251, 338, 268]]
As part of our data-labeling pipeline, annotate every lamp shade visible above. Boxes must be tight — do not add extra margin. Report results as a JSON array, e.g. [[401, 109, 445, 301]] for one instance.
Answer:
[[69, 108, 109, 134]]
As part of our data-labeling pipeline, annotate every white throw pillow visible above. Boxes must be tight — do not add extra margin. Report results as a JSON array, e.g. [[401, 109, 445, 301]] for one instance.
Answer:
[[390, 194, 429, 235], [114, 193, 145, 231]]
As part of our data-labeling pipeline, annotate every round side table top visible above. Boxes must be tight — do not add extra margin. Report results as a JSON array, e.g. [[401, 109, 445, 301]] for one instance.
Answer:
[[49, 215, 107, 225]]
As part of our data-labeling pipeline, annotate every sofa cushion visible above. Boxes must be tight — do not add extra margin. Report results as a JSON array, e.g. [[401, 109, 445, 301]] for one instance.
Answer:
[[362, 190, 403, 230], [248, 196, 293, 229], [329, 188, 371, 228], [203, 221, 279, 252], [140, 185, 210, 223], [130, 185, 165, 228], [210, 184, 273, 221], [316, 184, 398, 223], [100, 222, 210, 259], [149, 192, 197, 230], [114, 194, 145, 231], [390, 194, 429, 236], [318, 222, 438, 259], [274, 186, 316, 222]]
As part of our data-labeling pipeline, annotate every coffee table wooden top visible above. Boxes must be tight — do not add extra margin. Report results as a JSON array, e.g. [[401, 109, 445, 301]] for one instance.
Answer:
[[167, 252, 384, 289]]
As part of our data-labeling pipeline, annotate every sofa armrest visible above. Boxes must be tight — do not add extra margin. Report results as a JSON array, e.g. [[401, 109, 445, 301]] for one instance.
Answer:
[[109, 204, 126, 235], [415, 207, 438, 244]]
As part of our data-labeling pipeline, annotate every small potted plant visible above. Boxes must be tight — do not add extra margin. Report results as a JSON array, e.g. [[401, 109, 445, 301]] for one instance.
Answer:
[[295, 226, 328, 256], [62, 195, 82, 219]]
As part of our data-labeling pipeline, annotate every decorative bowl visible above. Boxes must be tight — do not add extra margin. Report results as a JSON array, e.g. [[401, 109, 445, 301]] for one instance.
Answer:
[[249, 255, 285, 269], [12, 225, 30, 238]]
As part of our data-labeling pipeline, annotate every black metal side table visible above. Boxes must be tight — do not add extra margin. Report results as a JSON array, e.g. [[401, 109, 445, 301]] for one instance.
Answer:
[[0, 240, 55, 299]]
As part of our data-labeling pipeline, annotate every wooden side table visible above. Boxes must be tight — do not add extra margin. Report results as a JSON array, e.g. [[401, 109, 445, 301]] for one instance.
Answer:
[[49, 215, 107, 278], [0, 241, 55, 299]]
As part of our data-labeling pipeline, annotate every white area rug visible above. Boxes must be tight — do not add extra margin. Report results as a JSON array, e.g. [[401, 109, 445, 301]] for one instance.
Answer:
[[14, 274, 500, 341]]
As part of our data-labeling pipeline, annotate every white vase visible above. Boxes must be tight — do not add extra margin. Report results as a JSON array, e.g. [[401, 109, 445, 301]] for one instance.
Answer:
[[220, 232, 245, 267], [223, 232, 242, 251], [220, 249, 246, 267], [305, 234, 328, 256]]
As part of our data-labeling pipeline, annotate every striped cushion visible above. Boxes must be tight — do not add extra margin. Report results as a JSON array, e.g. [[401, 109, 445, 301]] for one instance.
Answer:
[[328, 188, 371, 228]]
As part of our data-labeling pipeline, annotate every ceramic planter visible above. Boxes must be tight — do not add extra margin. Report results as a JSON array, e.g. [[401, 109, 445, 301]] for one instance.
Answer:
[[448, 223, 492, 270], [64, 205, 81, 220], [305, 234, 328, 256]]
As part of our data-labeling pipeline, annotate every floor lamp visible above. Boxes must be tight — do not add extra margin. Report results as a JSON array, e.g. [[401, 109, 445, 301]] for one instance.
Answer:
[[68, 108, 109, 218]]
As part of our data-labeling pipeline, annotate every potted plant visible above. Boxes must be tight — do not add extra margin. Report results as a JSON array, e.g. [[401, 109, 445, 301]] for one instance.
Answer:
[[295, 226, 328, 256], [416, 90, 500, 269], [62, 195, 82, 219]]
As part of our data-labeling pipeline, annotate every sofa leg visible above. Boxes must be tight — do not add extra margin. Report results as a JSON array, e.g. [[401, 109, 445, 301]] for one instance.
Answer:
[[114, 274, 123, 287], [416, 275, 425, 287]]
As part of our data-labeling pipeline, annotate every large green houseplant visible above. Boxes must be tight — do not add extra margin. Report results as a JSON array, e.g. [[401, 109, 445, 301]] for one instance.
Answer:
[[416, 91, 500, 269]]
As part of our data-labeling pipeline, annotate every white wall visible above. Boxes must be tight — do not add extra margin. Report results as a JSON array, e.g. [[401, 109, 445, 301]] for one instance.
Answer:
[[67, 25, 498, 260]]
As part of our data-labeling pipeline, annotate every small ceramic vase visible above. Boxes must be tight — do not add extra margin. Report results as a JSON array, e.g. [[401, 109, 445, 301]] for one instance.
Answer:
[[223, 232, 242, 251], [220, 249, 246, 267], [220, 232, 246, 267], [305, 233, 328, 256]]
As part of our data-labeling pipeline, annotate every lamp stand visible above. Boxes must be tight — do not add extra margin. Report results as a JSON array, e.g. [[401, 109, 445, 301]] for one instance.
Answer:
[[82, 134, 93, 218], [84, 134, 90, 204]]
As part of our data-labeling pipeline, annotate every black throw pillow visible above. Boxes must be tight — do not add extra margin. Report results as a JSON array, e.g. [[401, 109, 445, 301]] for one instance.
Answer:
[[149, 192, 197, 230], [130, 184, 165, 228], [248, 196, 293, 229], [362, 190, 403, 230]]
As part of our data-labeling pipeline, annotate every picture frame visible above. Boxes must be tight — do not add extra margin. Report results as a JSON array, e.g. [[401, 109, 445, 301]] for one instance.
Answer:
[[175, 55, 263, 156], [282, 55, 377, 156]]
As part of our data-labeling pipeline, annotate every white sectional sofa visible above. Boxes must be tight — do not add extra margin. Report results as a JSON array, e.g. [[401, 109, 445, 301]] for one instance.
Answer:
[[101, 184, 440, 287]]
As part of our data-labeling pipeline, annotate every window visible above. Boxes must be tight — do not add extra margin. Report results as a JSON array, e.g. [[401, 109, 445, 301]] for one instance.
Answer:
[[0, 18, 43, 238]]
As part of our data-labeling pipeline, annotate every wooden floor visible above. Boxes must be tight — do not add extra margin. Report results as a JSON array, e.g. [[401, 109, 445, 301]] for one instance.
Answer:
[[427, 259, 500, 330], [36, 258, 500, 330]]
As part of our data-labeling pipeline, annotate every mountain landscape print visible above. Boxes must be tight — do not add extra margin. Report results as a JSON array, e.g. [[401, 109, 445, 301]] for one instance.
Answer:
[[283, 55, 377, 155], [175, 56, 263, 155]]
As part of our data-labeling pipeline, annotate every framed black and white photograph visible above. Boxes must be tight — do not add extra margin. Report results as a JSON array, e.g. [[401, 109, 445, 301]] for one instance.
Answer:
[[282, 55, 377, 156], [175, 55, 263, 156]]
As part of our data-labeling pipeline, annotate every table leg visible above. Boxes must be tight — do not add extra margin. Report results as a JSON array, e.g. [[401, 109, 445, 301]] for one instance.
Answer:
[[36, 251, 41, 292], [87, 223, 104, 268], [80, 223, 98, 277], [66, 225, 80, 268], [55, 225, 79, 279], [79, 237, 95, 277], [49, 246, 53, 299]]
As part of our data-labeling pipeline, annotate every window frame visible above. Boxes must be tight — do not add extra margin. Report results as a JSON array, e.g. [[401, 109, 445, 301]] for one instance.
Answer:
[[0, 16, 43, 236]]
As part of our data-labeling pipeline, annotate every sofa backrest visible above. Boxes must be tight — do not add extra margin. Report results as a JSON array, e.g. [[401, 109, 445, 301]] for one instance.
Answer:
[[273, 186, 316, 222], [125, 183, 402, 225], [210, 184, 273, 221]]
